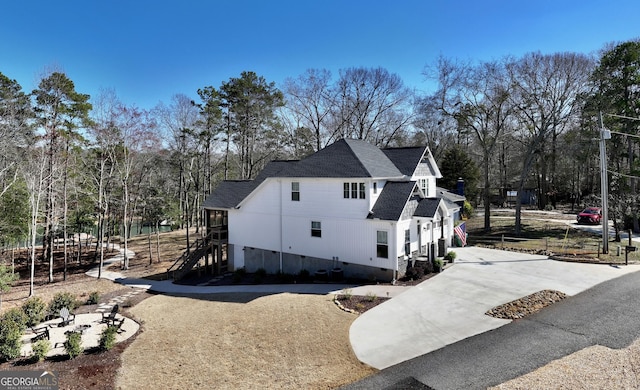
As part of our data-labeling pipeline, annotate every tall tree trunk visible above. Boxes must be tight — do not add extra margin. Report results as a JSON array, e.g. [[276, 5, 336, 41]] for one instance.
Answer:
[[483, 152, 491, 232], [155, 221, 161, 263]]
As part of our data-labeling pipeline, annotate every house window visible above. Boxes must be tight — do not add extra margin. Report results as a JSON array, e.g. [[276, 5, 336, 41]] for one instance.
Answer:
[[404, 229, 411, 256], [344, 182, 366, 199], [373, 182, 377, 194], [311, 221, 322, 237], [420, 178, 429, 197], [291, 182, 300, 201], [376, 231, 388, 258]]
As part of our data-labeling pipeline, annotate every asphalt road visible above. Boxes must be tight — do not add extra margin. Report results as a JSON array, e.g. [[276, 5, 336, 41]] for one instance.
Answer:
[[341, 270, 640, 390]]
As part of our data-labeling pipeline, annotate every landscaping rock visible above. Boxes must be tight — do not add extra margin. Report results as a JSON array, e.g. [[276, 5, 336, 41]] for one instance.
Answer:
[[485, 290, 567, 320]]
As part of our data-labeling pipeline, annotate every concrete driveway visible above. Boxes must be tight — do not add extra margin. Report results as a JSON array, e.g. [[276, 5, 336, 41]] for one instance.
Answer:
[[350, 246, 640, 370]]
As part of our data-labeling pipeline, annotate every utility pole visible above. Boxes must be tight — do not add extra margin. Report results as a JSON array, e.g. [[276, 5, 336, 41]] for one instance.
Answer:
[[599, 111, 611, 254]]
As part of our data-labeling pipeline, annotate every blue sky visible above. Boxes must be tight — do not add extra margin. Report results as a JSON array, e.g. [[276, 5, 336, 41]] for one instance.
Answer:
[[1, 0, 639, 110]]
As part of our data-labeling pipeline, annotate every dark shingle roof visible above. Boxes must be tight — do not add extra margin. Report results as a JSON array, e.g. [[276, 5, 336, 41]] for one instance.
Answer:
[[203, 138, 410, 209], [202, 181, 256, 209], [292, 139, 404, 178], [414, 198, 443, 218], [382, 146, 426, 176], [368, 181, 416, 221]]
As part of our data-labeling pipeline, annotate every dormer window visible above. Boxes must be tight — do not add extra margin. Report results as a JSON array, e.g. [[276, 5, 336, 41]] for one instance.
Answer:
[[420, 178, 429, 197]]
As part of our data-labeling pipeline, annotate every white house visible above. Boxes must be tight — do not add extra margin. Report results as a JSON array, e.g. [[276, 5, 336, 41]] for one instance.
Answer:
[[192, 138, 459, 282]]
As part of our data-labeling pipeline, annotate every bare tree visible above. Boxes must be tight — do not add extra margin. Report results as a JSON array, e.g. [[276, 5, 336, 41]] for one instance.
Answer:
[[452, 60, 515, 232], [330, 67, 414, 147], [508, 52, 594, 234], [283, 69, 335, 151]]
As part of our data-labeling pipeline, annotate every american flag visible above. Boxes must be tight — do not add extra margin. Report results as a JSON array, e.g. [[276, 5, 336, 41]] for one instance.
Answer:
[[454, 222, 466, 246]]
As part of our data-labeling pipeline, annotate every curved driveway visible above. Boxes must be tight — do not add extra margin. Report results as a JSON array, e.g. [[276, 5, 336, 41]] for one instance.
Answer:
[[349, 246, 640, 370]]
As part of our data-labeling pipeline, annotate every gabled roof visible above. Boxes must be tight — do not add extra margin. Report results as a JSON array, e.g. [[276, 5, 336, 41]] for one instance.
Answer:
[[382, 146, 426, 176], [367, 181, 416, 220], [382, 145, 441, 178], [296, 138, 404, 178], [202, 180, 255, 209], [414, 198, 444, 218], [436, 187, 465, 204], [204, 139, 413, 209]]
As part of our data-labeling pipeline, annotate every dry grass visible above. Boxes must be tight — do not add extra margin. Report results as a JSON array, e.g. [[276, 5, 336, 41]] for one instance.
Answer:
[[117, 292, 376, 389], [467, 210, 640, 264], [0, 228, 374, 389]]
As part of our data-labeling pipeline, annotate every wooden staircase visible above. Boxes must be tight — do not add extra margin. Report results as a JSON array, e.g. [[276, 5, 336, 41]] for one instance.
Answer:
[[167, 232, 213, 281]]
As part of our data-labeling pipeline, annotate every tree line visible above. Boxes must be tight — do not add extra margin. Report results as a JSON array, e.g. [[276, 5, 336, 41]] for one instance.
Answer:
[[0, 39, 639, 294]]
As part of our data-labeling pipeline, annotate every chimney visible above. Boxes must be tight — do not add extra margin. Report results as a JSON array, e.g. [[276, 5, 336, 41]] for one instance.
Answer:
[[456, 178, 465, 196]]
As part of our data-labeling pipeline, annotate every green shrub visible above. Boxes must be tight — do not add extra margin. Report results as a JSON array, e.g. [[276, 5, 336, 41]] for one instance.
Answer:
[[235, 268, 247, 277], [99, 326, 118, 351], [64, 331, 83, 359], [255, 268, 267, 277], [0, 318, 24, 361], [232, 273, 242, 284], [341, 288, 353, 300], [48, 292, 78, 318], [365, 292, 377, 302], [3, 308, 27, 331], [31, 339, 50, 361], [462, 200, 474, 218], [444, 251, 457, 262], [405, 266, 425, 280], [22, 297, 47, 327], [87, 291, 100, 305]]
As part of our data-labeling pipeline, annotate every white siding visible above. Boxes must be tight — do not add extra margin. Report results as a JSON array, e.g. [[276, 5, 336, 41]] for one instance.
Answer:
[[412, 163, 437, 198], [228, 178, 400, 270], [227, 173, 453, 271]]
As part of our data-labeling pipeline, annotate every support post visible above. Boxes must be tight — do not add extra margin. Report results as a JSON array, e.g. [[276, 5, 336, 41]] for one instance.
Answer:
[[599, 111, 610, 254]]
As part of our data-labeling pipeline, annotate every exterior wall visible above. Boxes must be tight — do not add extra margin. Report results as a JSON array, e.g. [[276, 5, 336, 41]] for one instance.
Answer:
[[412, 163, 437, 198], [222, 171, 454, 277], [244, 248, 394, 282], [227, 177, 400, 273]]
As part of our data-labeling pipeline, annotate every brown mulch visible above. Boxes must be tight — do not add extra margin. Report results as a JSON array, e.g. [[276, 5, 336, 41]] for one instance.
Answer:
[[334, 294, 391, 314]]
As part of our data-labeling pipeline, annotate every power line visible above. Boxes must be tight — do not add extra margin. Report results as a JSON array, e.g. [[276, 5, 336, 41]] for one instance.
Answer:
[[609, 130, 640, 139], [606, 113, 640, 121], [608, 170, 640, 180]]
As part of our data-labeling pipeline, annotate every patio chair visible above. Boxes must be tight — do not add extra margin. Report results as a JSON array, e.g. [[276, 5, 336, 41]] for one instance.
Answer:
[[101, 304, 119, 325], [110, 317, 126, 334], [59, 307, 75, 327], [31, 327, 49, 342]]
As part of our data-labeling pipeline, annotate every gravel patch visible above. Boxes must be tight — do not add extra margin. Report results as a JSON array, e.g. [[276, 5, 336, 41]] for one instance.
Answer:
[[485, 290, 568, 320]]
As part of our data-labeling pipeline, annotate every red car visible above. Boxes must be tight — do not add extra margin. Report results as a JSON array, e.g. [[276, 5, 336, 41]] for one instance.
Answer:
[[577, 207, 602, 225]]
